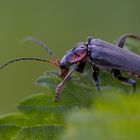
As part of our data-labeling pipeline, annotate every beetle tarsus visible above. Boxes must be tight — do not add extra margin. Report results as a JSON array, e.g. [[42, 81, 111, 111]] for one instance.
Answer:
[[55, 83, 65, 101], [113, 69, 136, 92]]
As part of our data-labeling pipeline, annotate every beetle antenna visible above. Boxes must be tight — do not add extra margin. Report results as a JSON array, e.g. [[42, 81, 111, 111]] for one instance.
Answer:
[[21, 36, 56, 58], [0, 57, 59, 70]]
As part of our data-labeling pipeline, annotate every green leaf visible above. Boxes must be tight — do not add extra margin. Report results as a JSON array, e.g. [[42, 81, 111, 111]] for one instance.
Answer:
[[35, 70, 96, 107], [0, 125, 21, 140], [35, 72, 61, 90], [0, 113, 29, 126], [0, 113, 64, 140], [18, 93, 68, 125], [14, 125, 63, 140], [0, 93, 66, 139]]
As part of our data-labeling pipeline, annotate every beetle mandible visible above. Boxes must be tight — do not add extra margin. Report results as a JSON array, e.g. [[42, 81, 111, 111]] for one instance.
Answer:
[[1, 34, 140, 100]]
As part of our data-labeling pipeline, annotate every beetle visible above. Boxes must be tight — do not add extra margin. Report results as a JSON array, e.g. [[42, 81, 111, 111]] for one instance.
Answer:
[[56, 34, 140, 100], [1, 34, 140, 100]]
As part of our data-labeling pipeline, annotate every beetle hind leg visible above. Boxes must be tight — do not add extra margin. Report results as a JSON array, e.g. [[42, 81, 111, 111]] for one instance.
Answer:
[[116, 34, 140, 48], [112, 70, 136, 92]]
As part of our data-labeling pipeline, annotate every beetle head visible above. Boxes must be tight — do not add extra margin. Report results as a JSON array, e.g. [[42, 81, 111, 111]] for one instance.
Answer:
[[59, 43, 87, 69]]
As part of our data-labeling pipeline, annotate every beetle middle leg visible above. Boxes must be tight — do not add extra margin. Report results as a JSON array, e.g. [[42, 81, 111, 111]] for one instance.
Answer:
[[112, 69, 136, 92], [116, 34, 140, 48], [92, 65, 100, 91]]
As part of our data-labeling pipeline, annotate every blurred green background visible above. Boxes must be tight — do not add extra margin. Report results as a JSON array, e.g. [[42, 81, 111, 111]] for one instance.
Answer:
[[0, 0, 140, 115]]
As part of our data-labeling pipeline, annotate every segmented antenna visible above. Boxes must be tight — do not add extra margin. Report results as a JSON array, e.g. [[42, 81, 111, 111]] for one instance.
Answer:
[[0, 57, 59, 70], [21, 36, 56, 58]]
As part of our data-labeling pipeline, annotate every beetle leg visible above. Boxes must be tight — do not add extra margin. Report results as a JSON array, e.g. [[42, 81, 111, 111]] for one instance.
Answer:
[[116, 34, 140, 48], [75, 62, 86, 73], [92, 65, 100, 91], [55, 65, 77, 101], [112, 69, 136, 92]]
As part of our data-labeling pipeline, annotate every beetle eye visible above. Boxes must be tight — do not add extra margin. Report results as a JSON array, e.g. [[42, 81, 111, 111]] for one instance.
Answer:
[[59, 55, 70, 69], [59, 62, 67, 69]]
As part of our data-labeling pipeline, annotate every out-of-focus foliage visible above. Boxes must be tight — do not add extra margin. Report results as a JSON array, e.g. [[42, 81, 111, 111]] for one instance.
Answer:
[[60, 92, 140, 140]]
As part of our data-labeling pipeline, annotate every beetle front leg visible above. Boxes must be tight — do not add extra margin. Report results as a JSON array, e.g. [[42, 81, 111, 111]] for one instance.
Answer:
[[112, 69, 136, 92], [92, 65, 100, 91], [75, 62, 86, 73], [116, 34, 140, 48], [55, 65, 77, 101]]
